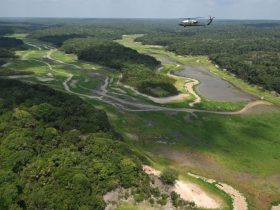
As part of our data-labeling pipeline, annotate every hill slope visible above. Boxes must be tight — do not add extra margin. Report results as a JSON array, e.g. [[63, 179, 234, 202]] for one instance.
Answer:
[[0, 79, 148, 210]]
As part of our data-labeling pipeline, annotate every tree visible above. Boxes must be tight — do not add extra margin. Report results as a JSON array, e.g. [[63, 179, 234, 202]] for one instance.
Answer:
[[0, 79, 150, 209], [160, 169, 178, 185], [120, 158, 139, 188]]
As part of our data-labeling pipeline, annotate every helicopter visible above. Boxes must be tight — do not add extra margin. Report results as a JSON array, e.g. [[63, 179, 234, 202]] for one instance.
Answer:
[[179, 16, 215, 27]]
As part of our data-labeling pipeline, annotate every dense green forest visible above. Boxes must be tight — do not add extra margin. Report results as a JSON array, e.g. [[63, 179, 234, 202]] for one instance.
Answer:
[[62, 37, 110, 54], [0, 48, 16, 66], [35, 34, 86, 47], [0, 21, 41, 66], [0, 37, 25, 66], [121, 64, 178, 97], [0, 37, 25, 49], [0, 22, 30, 65], [0, 26, 14, 36], [0, 21, 45, 35], [136, 25, 280, 94], [0, 79, 152, 210], [31, 25, 124, 46], [63, 37, 159, 69], [77, 41, 160, 69]]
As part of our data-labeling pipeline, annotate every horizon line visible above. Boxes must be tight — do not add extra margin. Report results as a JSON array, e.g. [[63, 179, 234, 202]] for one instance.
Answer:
[[0, 17, 280, 21]]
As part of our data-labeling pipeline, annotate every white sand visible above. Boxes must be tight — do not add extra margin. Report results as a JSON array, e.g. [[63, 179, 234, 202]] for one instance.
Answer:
[[172, 181, 220, 209], [70, 80, 78, 88], [216, 183, 248, 210], [7, 75, 33, 79], [272, 205, 280, 210], [143, 165, 161, 177], [47, 73, 54, 77], [184, 79, 201, 107], [167, 72, 201, 107], [36, 77, 55, 82], [143, 165, 221, 209], [188, 173, 248, 210]]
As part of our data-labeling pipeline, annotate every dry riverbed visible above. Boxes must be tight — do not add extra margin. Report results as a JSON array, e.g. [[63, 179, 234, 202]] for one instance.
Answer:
[[143, 165, 223, 209], [188, 173, 248, 210]]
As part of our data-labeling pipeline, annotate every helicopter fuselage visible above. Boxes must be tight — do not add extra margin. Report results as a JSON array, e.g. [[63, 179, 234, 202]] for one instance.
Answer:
[[179, 17, 214, 27]]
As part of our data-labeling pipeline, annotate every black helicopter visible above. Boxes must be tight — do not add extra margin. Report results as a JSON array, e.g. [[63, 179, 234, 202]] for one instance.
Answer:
[[179, 16, 215, 27]]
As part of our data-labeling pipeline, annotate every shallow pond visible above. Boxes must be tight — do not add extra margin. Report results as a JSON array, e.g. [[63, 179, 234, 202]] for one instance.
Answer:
[[175, 66, 255, 102]]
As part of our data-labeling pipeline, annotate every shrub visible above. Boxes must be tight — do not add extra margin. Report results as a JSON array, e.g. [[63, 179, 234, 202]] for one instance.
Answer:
[[160, 169, 178, 185], [134, 193, 145, 203], [151, 187, 161, 197], [149, 198, 155, 205], [157, 198, 167, 206]]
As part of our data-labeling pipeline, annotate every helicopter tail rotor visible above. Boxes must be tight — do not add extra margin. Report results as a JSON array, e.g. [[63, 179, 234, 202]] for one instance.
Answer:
[[207, 16, 215, 25]]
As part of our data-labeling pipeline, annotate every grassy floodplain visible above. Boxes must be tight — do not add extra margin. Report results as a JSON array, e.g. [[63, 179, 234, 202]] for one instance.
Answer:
[[107, 105, 280, 210]]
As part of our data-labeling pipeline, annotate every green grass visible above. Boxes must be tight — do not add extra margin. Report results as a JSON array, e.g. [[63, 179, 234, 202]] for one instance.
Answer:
[[51, 50, 77, 63], [111, 110, 280, 176], [160, 64, 187, 93], [8, 36, 142, 99], [195, 98, 246, 111], [8, 60, 50, 75], [5, 33, 28, 39], [70, 74, 104, 93], [77, 62, 101, 71], [8, 37, 107, 98], [23, 50, 48, 59], [164, 99, 245, 111], [116, 202, 161, 210]]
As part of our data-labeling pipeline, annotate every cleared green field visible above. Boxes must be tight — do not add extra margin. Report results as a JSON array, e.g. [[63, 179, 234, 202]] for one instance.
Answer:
[[5, 33, 28, 39], [8, 60, 50, 75], [116, 202, 160, 210], [106, 107, 280, 209], [166, 98, 246, 111], [51, 50, 78, 63], [21, 50, 48, 59]]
